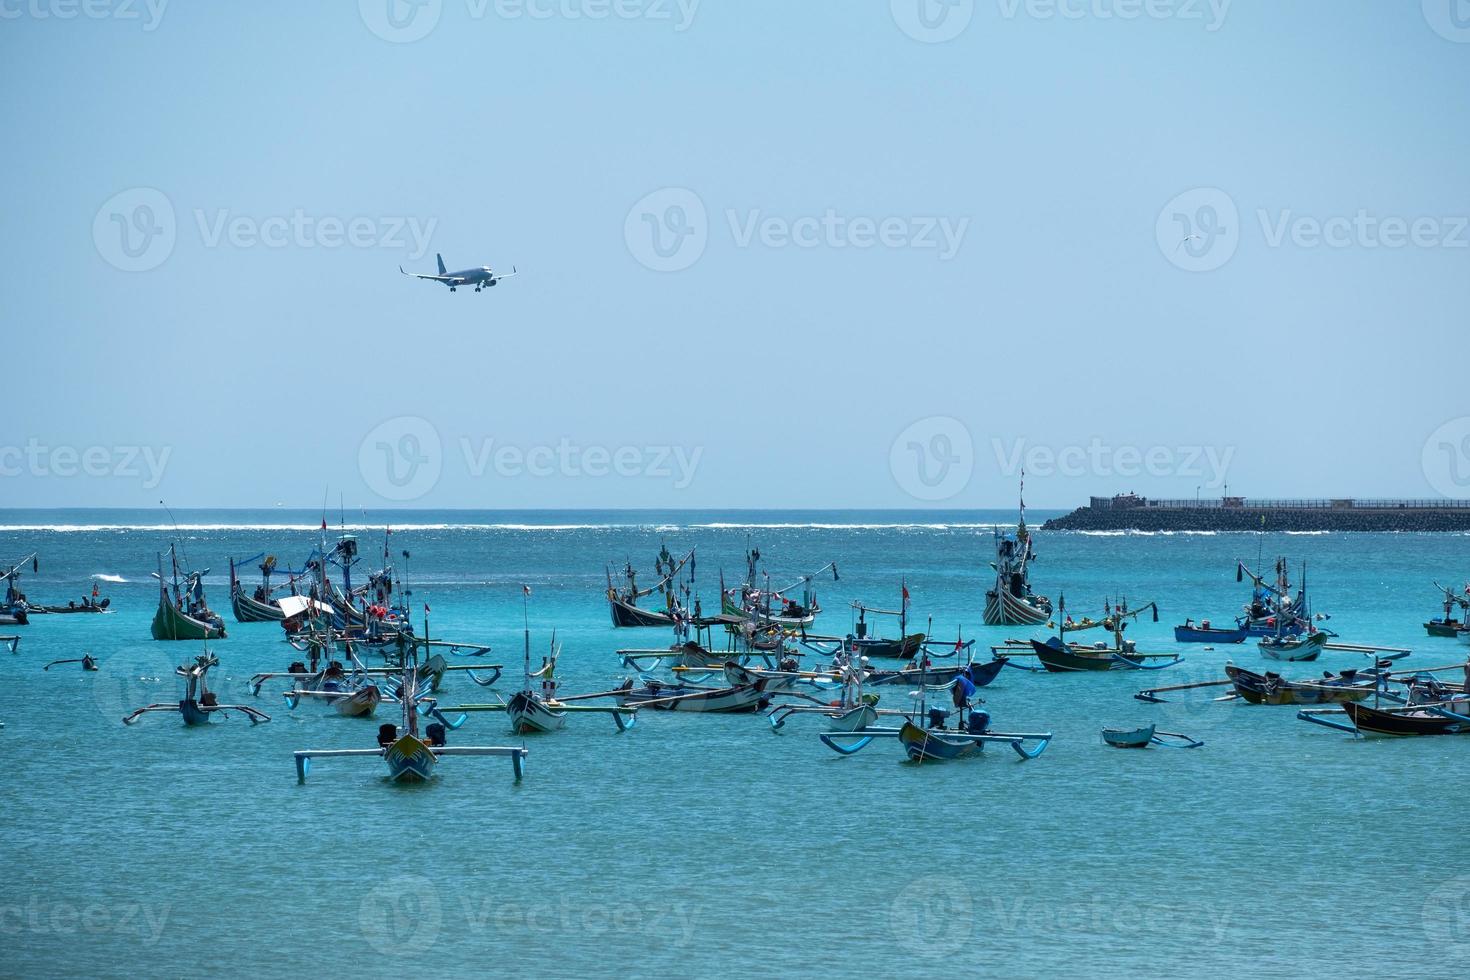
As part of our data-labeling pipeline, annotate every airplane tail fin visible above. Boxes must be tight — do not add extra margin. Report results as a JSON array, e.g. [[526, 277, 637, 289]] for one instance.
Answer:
[[436, 253, 447, 276]]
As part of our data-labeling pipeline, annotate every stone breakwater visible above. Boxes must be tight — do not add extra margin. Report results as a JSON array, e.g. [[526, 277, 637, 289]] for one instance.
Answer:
[[1042, 507, 1470, 533]]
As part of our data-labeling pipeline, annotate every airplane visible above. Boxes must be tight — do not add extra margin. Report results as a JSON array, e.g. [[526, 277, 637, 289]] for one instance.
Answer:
[[399, 254, 517, 292]]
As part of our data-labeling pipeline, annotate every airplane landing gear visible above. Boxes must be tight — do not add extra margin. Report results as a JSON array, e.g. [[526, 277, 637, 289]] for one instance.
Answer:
[[475, 285, 481, 292], [450, 286, 457, 292]]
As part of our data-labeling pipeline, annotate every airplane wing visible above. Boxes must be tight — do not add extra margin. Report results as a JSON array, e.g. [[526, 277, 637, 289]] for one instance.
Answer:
[[399, 265, 467, 284], [491, 265, 519, 282]]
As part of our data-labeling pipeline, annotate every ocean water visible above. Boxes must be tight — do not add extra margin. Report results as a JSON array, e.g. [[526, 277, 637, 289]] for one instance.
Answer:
[[2, 508, 1468, 979]]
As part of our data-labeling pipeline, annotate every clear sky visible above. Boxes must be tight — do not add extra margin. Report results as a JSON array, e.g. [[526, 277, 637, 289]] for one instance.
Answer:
[[3, 1, 1467, 510]]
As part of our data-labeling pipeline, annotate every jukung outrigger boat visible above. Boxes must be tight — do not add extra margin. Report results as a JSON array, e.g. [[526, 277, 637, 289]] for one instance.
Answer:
[[1174, 557, 1320, 643], [293, 629, 528, 783], [1299, 672, 1470, 737], [818, 670, 1052, 762], [228, 553, 306, 623], [720, 544, 835, 632], [1425, 582, 1470, 638], [122, 653, 269, 726], [151, 545, 226, 641], [1100, 724, 1203, 749], [1009, 596, 1179, 673], [606, 545, 707, 628], [983, 489, 1051, 627]]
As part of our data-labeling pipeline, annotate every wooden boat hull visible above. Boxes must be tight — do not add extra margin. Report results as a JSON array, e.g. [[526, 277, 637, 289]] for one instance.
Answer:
[[1225, 664, 1373, 706], [899, 721, 984, 761], [151, 596, 225, 641], [1173, 624, 1247, 644], [621, 681, 768, 713], [1425, 621, 1468, 638], [1029, 638, 1117, 672], [983, 588, 1051, 627], [1342, 701, 1470, 737], [385, 734, 437, 782], [334, 686, 382, 718], [854, 633, 926, 660], [0, 610, 28, 627], [231, 584, 285, 623], [1259, 632, 1326, 662], [827, 704, 880, 731], [507, 691, 567, 733], [609, 597, 675, 628], [1102, 725, 1155, 748]]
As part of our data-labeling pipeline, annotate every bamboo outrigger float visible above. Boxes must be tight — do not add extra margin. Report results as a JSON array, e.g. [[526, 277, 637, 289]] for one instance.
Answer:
[[122, 653, 270, 726]]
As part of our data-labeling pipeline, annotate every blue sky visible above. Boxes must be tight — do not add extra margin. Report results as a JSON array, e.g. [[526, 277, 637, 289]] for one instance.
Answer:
[[2, 1, 1467, 509]]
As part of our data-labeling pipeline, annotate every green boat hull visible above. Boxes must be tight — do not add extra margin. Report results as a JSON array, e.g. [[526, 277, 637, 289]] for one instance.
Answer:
[[152, 596, 225, 641]]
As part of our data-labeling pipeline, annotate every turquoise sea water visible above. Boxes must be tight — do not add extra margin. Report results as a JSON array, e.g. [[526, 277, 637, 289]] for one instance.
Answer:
[[2, 509, 1468, 979]]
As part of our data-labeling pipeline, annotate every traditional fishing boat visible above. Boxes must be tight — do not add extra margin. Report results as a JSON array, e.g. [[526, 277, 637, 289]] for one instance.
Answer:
[[228, 553, 304, 623], [1023, 596, 1178, 672], [1425, 582, 1470, 638], [818, 685, 1052, 762], [0, 554, 35, 625], [1172, 620, 1247, 644], [150, 546, 226, 640], [1258, 627, 1328, 662], [1100, 725, 1204, 748], [983, 486, 1051, 626], [606, 545, 702, 628], [615, 673, 771, 713], [720, 545, 834, 631], [846, 581, 926, 660], [122, 653, 269, 725], [1223, 663, 1377, 705], [293, 636, 529, 783]]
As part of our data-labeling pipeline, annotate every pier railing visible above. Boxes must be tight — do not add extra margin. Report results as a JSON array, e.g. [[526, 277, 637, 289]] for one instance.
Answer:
[[1101, 497, 1470, 511]]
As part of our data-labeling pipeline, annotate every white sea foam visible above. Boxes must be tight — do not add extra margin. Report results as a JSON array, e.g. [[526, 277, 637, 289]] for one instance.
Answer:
[[91, 573, 128, 583]]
